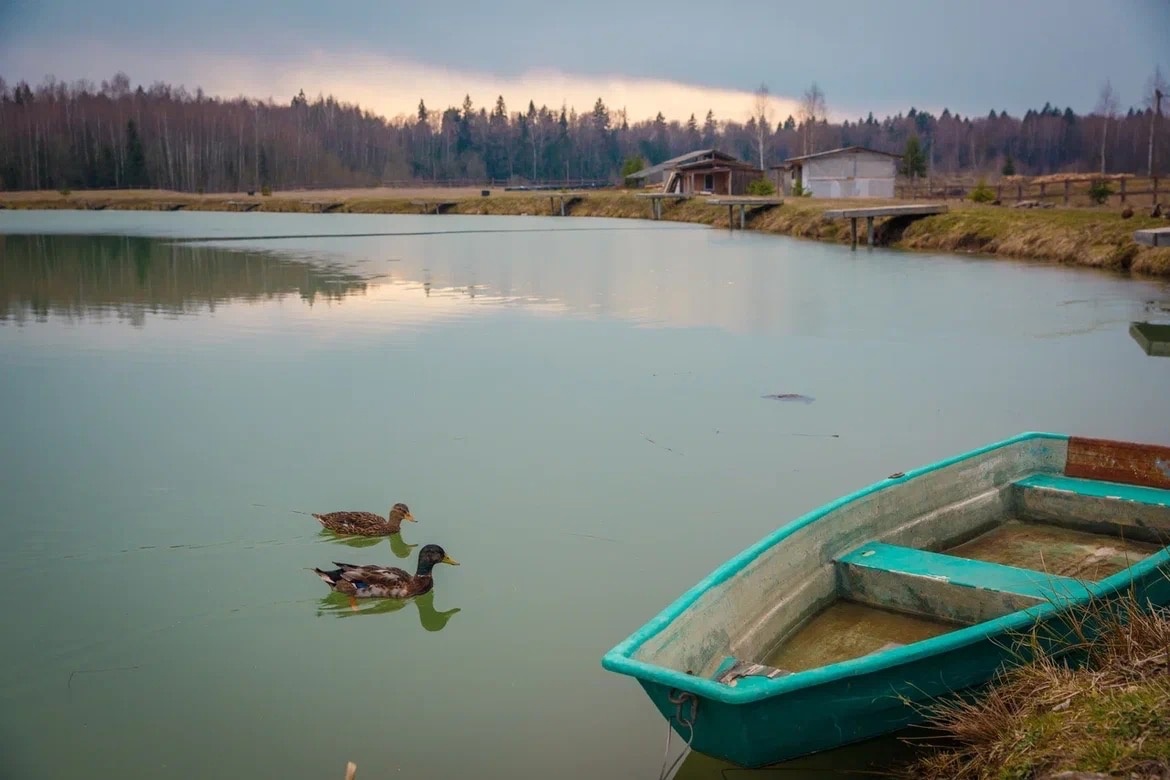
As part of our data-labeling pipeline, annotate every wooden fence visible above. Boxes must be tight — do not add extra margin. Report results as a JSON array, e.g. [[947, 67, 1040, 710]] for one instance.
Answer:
[[895, 175, 1163, 207]]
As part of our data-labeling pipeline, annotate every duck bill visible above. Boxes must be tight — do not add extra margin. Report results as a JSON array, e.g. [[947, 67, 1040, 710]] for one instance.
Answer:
[[404, 513, 417, 522], [441, 554, 460, 566]]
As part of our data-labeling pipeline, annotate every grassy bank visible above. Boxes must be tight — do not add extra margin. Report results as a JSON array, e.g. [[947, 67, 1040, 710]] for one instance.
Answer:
[[3, 187, 1170, 277], [903, 591, 1170, 780]]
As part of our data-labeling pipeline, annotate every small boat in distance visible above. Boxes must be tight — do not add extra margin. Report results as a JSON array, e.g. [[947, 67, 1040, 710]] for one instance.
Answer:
[[600, 432, 1170, 768]]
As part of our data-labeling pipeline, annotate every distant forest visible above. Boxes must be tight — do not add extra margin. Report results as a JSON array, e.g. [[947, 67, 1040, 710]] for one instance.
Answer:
[[0, 71, 1166, 192]]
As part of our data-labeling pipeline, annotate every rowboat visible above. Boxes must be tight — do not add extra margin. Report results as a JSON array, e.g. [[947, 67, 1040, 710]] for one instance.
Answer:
[[600, 432, 1170, 768]]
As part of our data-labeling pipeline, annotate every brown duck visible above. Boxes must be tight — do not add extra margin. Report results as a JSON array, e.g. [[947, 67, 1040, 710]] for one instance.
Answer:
[[312, 502, 415, 536], [312, 544, 460, 606]]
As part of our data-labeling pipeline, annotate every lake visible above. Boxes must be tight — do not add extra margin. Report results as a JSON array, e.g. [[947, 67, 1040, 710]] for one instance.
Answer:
[[1, 209, 1167, 780]]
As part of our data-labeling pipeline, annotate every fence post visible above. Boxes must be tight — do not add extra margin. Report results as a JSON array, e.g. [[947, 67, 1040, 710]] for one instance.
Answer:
[[1016, 183, 1023, 202], [1064, 180, 1070, 206]]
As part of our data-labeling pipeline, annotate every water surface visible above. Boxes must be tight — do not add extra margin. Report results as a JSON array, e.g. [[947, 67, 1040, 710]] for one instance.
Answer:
[[1, 210, 1167, 780]]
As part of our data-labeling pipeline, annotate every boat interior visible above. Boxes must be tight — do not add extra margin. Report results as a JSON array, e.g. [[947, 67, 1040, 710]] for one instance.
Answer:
[[628, 436, 1170, 685]]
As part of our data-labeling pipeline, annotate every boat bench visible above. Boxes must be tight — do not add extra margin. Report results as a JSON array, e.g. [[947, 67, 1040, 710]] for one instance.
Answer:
[[835, 541, 1093, 626], [1012, 474, 1170, 546]]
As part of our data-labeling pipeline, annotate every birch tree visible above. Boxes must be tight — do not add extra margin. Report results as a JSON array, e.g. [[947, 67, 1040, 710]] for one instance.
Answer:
[[1095, 79, 1119, 174]]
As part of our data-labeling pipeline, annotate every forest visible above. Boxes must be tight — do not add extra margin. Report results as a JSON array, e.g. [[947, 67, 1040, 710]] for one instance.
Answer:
[[0, 70, 1166, 193]]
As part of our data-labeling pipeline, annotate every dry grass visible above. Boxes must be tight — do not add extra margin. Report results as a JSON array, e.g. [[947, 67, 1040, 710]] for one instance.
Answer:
[[901, 589, 1170, 780], [2, 186, 1169, 277]]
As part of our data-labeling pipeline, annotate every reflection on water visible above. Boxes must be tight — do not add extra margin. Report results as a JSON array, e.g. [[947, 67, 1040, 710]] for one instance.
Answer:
[[315, 589, 462, 631], [1, 212, 1168, 780], [0, 233, 370, 326], [672, 728, 928, 780], [318, 529, 419, 558]]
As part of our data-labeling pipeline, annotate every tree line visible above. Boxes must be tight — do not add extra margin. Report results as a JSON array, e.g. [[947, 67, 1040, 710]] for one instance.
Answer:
[[0, 70, 1165, 193]]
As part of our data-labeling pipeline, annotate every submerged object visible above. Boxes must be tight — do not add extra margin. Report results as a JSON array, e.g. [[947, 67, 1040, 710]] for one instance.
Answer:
[[600, 432, 1170, 768]]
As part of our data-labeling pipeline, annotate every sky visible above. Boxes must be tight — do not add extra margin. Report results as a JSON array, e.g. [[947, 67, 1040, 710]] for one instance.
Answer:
[[0, 0, 1167, 125]]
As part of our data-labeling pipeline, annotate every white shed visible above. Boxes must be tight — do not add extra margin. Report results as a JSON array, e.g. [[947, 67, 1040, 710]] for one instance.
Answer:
[[771, 146, 901, 198]]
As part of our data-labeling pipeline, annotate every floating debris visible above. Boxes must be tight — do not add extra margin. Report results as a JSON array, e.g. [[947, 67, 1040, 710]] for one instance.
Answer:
[[761, 393, 815, 403]]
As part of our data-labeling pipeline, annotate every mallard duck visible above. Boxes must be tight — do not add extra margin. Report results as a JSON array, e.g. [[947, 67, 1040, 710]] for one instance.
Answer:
[[312, 502, 415, 536], [312, 544, 459, 604]]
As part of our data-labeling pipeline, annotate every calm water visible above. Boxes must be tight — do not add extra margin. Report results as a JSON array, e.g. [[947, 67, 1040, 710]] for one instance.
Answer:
[[1, 210, 1168, 780]]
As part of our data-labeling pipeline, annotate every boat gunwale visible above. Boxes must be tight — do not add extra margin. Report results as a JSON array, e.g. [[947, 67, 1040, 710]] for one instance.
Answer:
[[600, 431, 1170, 705]]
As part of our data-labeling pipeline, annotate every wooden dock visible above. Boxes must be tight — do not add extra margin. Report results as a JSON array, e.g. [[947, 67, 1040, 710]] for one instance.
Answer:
[[822, 203, 948, 248], [411, 200, 458, 215], [707, 196, 784, 230], [155, 202, 187, 211], [549, 192, 584, 216], [225, 200, 260, 212], [636, 192, 691, 220], [1130, 322, 1170, 357], [1134, 227, 1170, 248], [305, 201, 344, 214]]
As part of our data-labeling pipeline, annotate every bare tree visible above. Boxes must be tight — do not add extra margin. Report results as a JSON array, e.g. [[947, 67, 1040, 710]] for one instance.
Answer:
[[798, 82, 827, 156], [1095, 79, 1119, 174], [751, 83, 772, 170], [1145, 66, 1168, 176]]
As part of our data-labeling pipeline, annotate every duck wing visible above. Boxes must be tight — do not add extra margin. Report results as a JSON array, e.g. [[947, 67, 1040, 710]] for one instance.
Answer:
[[332, 562, 412, 586]]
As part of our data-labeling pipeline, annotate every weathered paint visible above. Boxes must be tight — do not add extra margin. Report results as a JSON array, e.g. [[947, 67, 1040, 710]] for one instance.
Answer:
[[1065, 436, 1170, 490], [836, 542, 1090, 625], [1014, 474, 1170, 547], [600, 432, 1170, 768]]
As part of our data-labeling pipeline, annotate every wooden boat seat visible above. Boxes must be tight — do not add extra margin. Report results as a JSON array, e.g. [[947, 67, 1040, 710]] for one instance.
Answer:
[[835, 542, 1093, 625], [1012, 473, 1170, 545]]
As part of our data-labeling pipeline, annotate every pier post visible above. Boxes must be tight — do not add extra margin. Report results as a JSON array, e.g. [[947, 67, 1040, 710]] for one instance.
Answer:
[[728, 204, 734, 230], [850, 218, 858, 249], [739, 204, 746, 230], [866, 216, 875, 247]]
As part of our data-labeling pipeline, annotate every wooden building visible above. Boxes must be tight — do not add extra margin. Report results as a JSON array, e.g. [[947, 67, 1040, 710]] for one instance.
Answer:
[[771, 146, 901, 198], [665, 156, 765, 196], [626, 149, 735, 187]]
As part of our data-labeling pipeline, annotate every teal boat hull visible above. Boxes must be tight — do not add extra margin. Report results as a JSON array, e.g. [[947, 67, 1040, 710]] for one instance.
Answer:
[[601, 432, 1170, 768]]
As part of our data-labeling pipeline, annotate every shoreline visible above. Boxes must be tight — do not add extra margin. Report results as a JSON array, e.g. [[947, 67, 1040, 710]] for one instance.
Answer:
[[2, 188, 1170, 277]]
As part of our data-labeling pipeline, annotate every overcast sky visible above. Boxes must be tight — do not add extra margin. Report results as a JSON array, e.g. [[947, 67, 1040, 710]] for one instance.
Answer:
[[1, 0, 1166, 123]]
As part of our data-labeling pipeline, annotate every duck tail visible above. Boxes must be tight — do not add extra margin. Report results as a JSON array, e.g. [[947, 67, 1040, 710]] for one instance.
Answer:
[[312, 567, 343, 586]]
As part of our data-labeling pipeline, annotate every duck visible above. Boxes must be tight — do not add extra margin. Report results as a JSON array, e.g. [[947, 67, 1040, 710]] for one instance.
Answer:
[[311, 502, 415, 536], [312, 544, 459, 605]]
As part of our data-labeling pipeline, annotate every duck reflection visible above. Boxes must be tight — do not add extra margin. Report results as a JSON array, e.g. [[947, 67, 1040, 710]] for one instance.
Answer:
[[317, 529, 418, 558], [315, 589, 461, 631]]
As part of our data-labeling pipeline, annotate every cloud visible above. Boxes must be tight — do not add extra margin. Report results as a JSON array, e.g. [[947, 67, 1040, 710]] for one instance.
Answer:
[[1, 40, 808, 125]]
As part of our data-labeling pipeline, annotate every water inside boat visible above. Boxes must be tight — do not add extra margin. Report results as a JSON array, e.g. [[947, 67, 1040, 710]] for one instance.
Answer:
[[749, 468, 1170, 676], [627, 437, 1170, 685], [762, 602, 956, 673], [945, 518, 1162, 581]]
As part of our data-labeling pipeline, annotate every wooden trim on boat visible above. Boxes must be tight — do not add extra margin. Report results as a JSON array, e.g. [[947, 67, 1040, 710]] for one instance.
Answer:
[[1065, 436, 1170, 490]]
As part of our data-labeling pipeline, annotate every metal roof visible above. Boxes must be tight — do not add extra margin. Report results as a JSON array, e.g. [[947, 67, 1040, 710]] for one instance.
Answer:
[[772, 145, 903, 167], [626, 148, 740, 179]]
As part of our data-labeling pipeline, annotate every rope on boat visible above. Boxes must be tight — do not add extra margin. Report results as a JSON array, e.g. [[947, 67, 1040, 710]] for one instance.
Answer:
[[657, 690, 697, 780]]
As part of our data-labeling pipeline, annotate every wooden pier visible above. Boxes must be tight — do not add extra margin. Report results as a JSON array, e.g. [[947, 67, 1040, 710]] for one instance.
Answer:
[[155, 202, 187, 211], [305, 201, 344, 214], [549, 192, 584, 216], [636, 192, 691, 220], [707, 196, 784, 230], [822, 203, 948, 248], [225, 200, 260, 212], [411, 200, 458, 215], [1134, 227, 1170, 247]]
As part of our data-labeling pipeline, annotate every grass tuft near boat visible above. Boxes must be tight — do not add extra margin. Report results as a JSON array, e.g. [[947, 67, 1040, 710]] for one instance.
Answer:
[[600, 432, 1170, 769]]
